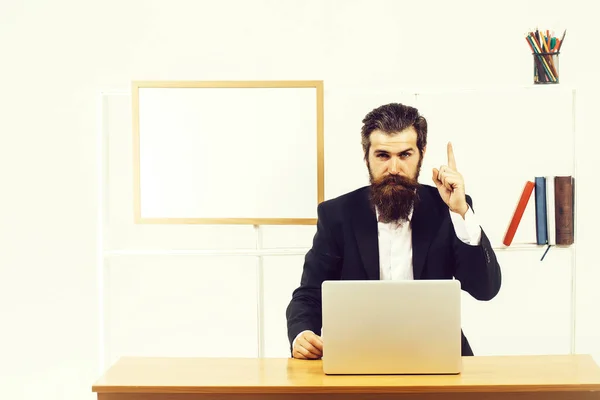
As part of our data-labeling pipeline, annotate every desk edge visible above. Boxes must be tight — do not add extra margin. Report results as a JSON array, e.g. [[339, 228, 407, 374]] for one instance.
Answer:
[[91, 384, 600, 394]]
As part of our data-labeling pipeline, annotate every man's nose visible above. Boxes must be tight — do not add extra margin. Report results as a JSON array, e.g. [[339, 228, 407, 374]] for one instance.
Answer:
[[389, 158, 401, 175]]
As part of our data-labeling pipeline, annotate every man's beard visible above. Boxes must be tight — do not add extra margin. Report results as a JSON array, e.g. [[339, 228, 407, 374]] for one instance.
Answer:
[[369, 170, 420, 224]]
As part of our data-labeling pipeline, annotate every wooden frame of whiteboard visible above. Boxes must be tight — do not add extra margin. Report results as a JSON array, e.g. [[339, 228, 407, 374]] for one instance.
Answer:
[[131, 80, 324, 225]]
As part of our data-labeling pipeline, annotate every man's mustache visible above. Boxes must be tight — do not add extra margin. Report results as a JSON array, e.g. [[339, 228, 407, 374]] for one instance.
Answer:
[[373, 174, 419, 189]]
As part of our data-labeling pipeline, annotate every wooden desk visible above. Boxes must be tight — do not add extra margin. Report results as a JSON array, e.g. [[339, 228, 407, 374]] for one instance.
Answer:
[[92, 355, 600, 400]]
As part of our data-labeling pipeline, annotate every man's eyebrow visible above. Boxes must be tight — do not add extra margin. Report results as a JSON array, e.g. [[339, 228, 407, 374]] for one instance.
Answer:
[[374, 148, 415, 154]]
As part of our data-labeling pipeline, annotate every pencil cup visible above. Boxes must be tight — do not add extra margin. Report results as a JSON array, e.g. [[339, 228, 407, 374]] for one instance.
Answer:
[[533, 52, 559, 84]]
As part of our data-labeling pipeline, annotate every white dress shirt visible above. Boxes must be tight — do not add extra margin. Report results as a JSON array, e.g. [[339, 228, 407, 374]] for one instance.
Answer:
[[292, 205, 482, 349]]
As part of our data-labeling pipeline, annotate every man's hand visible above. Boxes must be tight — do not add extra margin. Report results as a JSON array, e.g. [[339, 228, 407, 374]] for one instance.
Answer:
[[292, 331, 323, 359], [432, 142, 468, 217]]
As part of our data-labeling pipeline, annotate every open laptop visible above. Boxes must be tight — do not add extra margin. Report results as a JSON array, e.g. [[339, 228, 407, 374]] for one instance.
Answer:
[[321, 279, 462, 375]]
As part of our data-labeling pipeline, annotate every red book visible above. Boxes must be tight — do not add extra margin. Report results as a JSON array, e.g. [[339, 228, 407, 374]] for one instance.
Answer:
[[503, 181, 535, 246]]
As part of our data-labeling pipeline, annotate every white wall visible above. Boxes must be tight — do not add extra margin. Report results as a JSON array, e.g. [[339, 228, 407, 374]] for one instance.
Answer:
[[1, 1, 599, 400]]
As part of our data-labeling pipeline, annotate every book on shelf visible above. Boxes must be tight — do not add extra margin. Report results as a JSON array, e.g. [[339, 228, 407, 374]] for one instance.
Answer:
[[554, 176, 574, 245], [534, 176, 548, 245], [546, 176, 556, 245], [502, 176, 574, 247], [503, 181, 535, 246]]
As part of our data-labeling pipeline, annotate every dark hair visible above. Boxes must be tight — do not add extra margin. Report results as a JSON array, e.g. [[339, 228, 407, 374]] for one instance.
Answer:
[[360, 103, 427, 160]]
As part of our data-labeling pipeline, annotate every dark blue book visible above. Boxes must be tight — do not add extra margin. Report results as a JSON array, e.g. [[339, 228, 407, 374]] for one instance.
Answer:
[[534, 177, 548, 245]]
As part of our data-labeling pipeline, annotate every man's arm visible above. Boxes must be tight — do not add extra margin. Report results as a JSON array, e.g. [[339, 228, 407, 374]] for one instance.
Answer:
[[451, 195, 502, 301], [285, 201, 342, 352], [449, 204, 481, 245], [432, 142, 501, 301]]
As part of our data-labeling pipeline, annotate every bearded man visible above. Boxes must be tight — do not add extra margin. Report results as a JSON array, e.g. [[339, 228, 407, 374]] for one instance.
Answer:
[[285, 103, 502, 359]]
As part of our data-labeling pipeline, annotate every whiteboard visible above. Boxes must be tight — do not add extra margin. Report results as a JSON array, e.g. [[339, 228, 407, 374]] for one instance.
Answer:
[[133, 81, 323, 225]]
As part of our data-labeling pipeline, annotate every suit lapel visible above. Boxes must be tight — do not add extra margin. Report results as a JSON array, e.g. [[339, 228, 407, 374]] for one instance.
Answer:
[[351, 186, 442, 281], [411, 186, 440, 279], [351, 188, 380, 280]]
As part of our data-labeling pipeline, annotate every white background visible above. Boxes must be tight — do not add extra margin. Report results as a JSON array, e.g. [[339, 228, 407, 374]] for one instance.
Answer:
[[1, 1, 599, 400]]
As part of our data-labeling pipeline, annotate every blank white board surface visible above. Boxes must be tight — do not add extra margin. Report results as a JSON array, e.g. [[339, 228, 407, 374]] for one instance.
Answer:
[[134, 81, 323, 224]]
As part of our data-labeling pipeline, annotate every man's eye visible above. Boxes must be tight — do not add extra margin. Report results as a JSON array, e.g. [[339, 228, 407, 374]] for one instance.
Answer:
[[400, 152, 411, 158], [378, 154, 389, 159]]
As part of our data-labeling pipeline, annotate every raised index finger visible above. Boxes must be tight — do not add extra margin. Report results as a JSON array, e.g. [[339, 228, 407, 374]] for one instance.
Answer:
[[447, 142, 457, 170]]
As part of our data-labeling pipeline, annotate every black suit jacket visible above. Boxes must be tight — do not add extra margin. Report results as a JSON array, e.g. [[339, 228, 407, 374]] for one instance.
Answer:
[[286, 184, 502, 356]]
